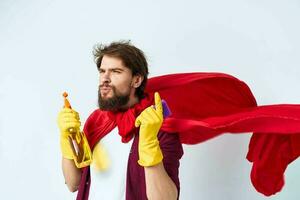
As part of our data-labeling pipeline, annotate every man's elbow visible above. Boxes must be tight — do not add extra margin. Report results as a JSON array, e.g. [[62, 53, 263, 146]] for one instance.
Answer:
[[167, 186, 178, 200], [65, 179, 80, 193], [147, 186, 178, 200], [66, 184, 79, 193]]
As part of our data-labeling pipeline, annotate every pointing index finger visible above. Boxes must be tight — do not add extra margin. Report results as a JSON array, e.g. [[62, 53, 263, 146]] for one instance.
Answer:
[[154, 92, 163, 114]]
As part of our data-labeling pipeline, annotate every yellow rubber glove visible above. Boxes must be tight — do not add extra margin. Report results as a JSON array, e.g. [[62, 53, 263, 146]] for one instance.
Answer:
[[57, 108, 81, 159], [92, 142, 111, 172], [135, 92, 164, 167]]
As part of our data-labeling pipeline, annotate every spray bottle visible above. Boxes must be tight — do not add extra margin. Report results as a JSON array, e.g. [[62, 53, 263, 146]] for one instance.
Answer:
[[62, 92, 92, 168]]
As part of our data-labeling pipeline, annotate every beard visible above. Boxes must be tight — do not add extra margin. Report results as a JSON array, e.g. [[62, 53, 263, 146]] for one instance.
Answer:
[[98, 85, 130, 111]]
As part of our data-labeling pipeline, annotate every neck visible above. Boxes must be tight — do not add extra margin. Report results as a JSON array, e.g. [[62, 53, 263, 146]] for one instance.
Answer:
[[127, 95, 140, 108], [120, 94, 139, 110]]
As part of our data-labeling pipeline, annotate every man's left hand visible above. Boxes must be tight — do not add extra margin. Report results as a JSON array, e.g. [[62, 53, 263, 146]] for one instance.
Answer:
[[135, 92, 164, 167]]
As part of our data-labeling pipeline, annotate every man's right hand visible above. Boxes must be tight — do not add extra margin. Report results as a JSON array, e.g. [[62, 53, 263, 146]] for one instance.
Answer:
[[57, 108, 81, 159]]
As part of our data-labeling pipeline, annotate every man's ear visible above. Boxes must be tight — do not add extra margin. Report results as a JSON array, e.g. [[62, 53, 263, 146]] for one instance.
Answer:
[[132, 75, 144, 88]]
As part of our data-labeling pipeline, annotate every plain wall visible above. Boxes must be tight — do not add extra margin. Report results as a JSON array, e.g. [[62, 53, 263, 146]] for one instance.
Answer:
[[0, 0, 300, 199]]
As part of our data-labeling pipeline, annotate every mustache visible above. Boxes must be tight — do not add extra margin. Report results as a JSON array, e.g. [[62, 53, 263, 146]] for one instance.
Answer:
[[99, 84, 113, 88]]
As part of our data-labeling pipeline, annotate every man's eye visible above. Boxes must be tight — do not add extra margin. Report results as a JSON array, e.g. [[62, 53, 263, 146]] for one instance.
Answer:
[[113, 70, 121, 73]]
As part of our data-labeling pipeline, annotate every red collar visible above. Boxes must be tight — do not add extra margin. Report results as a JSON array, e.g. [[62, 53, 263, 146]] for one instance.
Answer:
[[84, 93, 155, 148], [107, 93, 154, 143]]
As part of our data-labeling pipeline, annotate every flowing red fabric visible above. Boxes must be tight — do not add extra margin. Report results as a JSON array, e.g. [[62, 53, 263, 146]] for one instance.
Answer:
[[79, 72, 300, 198]]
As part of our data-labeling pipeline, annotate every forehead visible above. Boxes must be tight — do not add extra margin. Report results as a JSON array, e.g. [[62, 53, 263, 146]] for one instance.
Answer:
[[100, 55, 128, 70]]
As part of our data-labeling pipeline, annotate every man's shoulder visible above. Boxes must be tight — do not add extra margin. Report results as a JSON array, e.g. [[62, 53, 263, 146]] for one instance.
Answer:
[[157, 130, 179, 141], [86, 109, 109, 122], [157, 130, 184, 167], [88, 108, 101, 117], [84, 109, 111, 130], [158, 131, 183, 154]]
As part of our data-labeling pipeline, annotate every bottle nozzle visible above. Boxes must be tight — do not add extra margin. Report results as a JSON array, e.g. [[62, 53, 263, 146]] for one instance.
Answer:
[[63, 92, 72, 109], [62, 92, 74, 132]]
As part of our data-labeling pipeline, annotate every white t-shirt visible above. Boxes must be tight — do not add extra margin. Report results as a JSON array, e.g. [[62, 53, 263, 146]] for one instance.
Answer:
[[89, 127, 133, 200]]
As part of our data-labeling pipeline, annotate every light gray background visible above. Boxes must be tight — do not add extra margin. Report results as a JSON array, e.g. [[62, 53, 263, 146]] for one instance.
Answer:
[[0, 0, 300, 199]]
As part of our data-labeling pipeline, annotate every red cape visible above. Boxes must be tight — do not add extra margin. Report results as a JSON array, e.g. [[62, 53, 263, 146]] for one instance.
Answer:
[[79, 72, 300, 198]]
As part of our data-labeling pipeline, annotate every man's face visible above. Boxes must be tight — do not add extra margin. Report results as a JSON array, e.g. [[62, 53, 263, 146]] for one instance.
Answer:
[[98, 55, 135, 111]]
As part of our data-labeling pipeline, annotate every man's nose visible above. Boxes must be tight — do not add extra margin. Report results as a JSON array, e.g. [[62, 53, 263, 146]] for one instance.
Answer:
[[100, 71, 111, 84]]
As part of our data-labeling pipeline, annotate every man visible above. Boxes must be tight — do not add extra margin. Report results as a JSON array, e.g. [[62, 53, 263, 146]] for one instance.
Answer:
[[58, 41, 300, 199], [57, 41, 183, 200]]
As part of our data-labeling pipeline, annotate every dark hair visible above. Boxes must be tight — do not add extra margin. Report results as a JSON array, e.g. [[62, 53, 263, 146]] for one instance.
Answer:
[[93, 40, 149, 100]]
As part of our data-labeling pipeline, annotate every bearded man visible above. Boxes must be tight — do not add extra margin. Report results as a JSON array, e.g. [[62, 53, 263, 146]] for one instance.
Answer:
[[58, 41, 300, 200], [57, 41, 183, 200]]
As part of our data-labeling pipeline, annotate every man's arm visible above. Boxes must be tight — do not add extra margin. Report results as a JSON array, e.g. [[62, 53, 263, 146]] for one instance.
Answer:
[[145, 130, 183, 200], [135, 92, 182, 199], [62, 158, 82, 192], [144, 162, 178, 200], [57, 107, 83, 192]]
